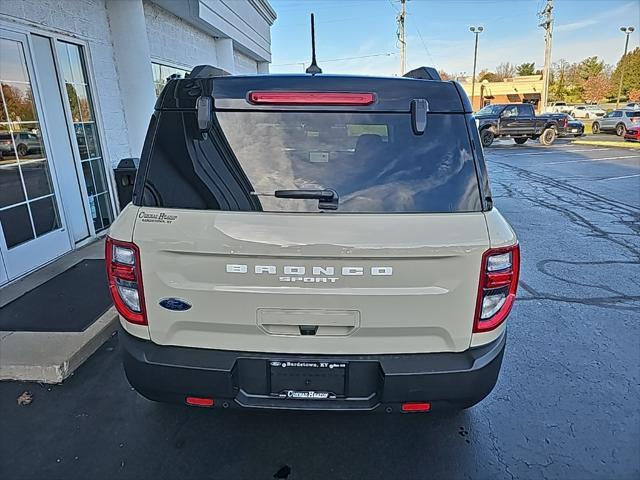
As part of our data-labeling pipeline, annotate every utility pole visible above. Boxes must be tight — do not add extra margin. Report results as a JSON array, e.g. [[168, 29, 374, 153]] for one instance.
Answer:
[[538, 0, 553, 112], [616, 26, 635, 108], [397, 0, 406, 75], [469, 26, 484, 111]]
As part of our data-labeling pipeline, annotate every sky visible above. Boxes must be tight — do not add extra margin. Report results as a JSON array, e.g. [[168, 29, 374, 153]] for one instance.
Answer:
[[268, 0, 640, 77]]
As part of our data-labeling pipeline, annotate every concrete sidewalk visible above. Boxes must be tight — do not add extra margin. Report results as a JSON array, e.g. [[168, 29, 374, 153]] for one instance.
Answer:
[[0, 239, 118, 384]]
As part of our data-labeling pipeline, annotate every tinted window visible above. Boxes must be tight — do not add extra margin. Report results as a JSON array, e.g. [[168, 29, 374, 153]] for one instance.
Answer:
[[612, 111, 623, 117], [476, 105, 504, 116], [142, 111, 482, 213], [519, 104, 534, 116], [625, 111, 640, 117]]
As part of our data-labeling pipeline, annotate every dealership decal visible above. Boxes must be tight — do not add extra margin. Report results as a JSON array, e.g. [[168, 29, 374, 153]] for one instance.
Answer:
[[138, 211, 178, 224]]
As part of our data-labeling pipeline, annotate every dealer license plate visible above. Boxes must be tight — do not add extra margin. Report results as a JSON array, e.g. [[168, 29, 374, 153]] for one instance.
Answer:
[[269, 360, 346, 399]]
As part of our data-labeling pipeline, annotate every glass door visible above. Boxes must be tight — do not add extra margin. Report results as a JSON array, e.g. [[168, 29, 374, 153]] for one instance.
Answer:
[[0, 30, 71, 283]]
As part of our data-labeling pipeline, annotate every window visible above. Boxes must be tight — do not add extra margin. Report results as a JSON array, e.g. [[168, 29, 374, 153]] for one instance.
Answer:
[[519, 104, 534, 116], [0, 38, 61, 248], [612, 111, 623, 118], [502, 106, 518, 117], [56, 41, 113, 232], [141, 110, 482, 213], [624, 111, 639, 118], [152, 62, 189, 97]]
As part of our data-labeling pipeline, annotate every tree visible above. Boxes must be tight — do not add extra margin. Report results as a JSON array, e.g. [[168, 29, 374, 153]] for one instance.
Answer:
[[438, 69, 453, 81], [610, 47, 640, 99], [494, 62, 516, 81], [628, 88, 640, 102], [550, 59, 570, 100], [478, 69, 499, 82], [516, 62, 536, 76], [582, 74, 611, 103], [577, 56, 605, 81]]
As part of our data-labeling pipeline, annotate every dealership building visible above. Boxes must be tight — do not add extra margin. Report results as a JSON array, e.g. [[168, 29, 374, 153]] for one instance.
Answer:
[[0, 0, 276, 286]]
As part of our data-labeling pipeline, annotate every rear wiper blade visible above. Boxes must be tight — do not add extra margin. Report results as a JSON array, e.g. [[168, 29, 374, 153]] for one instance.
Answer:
[[252, 189, 339, 210]]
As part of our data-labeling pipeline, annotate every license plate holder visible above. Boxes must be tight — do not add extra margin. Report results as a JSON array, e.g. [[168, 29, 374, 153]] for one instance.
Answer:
[[269, 360, 346, 399]]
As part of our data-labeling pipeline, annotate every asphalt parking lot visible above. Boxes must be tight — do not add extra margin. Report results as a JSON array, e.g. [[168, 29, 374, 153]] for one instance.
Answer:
[[1, 140, 639, 480]]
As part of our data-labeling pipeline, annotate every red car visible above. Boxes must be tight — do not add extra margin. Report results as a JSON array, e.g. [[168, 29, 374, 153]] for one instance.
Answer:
[[624, 127, 640, 142]]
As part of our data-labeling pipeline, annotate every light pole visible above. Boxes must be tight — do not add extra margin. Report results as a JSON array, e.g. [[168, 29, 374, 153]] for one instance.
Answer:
[[470, 26, 484, 111], [616, 26, 635, 108]]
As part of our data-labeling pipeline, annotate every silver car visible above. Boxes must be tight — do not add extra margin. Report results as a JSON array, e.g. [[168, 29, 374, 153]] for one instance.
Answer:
[[592, 110, 640, 136]]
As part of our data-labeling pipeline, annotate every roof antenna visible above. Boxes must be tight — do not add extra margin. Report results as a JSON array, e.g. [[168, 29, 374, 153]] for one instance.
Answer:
[[305, 13, 322, 75]]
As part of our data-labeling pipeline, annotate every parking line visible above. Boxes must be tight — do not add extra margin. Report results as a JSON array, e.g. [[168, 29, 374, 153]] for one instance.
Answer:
[[540, 155, 640, 165], [494, 147, 609, 157], [599, 173, 640, 181]]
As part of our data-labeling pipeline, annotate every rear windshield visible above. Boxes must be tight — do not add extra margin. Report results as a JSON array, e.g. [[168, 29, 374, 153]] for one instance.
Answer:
[[140, 110, 482, 213]]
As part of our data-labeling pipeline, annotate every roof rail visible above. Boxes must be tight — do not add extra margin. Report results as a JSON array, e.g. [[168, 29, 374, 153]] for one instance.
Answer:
[[188, 65, 231, 79], [403, 67, 441, 81]]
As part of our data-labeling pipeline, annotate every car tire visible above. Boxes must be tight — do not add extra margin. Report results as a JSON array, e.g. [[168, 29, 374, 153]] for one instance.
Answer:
[[539, 128, 557, 146], [616, 123, 626, 136], [592, 122, 600, 134], [17, 143, 28, 157], [514, 137, 528, 144], [480, 129, 494, 147]]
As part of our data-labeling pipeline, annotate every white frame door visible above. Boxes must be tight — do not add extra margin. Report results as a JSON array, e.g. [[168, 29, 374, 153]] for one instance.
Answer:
[[0, 29, 72, 282]]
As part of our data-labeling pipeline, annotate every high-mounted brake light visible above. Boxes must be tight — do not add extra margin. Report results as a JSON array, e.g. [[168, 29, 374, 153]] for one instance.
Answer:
[[474, 244, 520, 333], [105, 237, 147, 325], [248, 91, 375, 106]]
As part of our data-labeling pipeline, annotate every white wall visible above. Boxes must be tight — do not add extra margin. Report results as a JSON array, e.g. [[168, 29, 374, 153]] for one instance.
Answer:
[[143, 0, 218, 70]]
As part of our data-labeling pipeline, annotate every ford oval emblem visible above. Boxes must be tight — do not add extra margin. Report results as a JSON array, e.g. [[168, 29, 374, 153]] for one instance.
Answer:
[[159, 298, 192, 311]]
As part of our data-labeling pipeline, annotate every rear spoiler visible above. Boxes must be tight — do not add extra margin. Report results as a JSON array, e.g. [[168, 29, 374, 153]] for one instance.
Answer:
[[403, 67, 441, 81], [188, 65, 231, 78]]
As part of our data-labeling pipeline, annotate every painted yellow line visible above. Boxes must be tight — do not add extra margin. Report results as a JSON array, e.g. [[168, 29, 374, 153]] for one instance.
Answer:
[[572, 140, 640, 149]]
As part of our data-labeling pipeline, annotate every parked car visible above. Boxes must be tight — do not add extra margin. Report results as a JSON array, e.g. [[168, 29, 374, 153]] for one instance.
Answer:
[[623, 127, 640, 142], [107, 65, 519, 413], [474, 103, 561, 146], [571, 105, 606, 119], [0, 131, 42, 158], [592, 109, 640, 136], [548, 102, 573, 114], [548, 113, 584, 137], [624, 102, 640, 110]]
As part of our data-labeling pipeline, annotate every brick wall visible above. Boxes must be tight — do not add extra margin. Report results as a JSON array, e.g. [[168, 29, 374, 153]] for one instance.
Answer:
[[234, 48, 258, 74], [0, 0, 130, 166], [143, 1, 218, 71]]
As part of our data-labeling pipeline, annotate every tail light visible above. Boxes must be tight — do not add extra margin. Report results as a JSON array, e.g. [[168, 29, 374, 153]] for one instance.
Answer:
[[105, 236, 147, 325], [631, 116, 640, 124], [563, 117, 568, 128], [474, 244, 520, 332]]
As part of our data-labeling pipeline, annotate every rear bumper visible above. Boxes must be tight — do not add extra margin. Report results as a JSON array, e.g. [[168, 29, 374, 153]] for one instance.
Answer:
[[120, 327, 506, 412]]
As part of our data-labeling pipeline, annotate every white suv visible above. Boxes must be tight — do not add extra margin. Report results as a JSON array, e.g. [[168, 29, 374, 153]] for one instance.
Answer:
[[107, 66, 519, 413]]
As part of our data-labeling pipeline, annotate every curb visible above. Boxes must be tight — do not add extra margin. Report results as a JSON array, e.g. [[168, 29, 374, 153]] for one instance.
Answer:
[[0, 307, 118, 384], [571, 140, 640, 149]]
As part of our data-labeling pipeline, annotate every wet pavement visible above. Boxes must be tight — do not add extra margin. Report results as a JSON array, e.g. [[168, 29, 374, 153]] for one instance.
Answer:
[[1, 141, 639, 480]]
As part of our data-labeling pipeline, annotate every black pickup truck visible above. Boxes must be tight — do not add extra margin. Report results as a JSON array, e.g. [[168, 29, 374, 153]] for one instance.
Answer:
[[474, 103, 560, 147]]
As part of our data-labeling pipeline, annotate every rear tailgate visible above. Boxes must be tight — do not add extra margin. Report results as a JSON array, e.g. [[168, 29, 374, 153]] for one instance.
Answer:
[[134, 74, 489, 355], [134, 209, 488, 354]]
